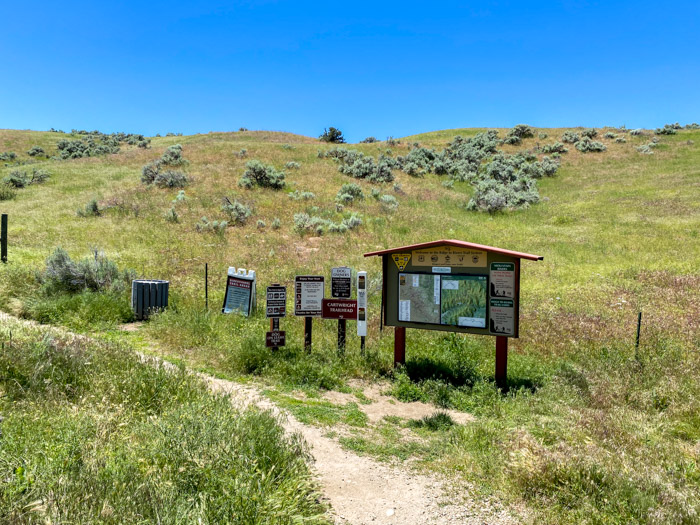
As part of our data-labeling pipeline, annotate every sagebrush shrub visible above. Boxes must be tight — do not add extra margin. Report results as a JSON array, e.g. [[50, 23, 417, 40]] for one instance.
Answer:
[[160, 144, 187, 166], [655, 124, 677, 135], [164, 207, 179, 223], [541, 142, 568, 154], [154, 170, 188, 188], [581, 128, 598, 138], [615, 137, 627, 143], [27, 145, 46, 157], [40, 247, 134, 294], [538, 132, 548, 139], [630, 129, 645, 136], [76, 199, 101, 217], [0, 151, 17, 161], [282, 144, 295, 151], [271, 217, 281, 230], [285, 161, 301, 169], [336, 183, 364, 204], [288, 190, 315, 201], [221, 198, 252, 225], [575, 138, 607, 153], [196, 216, 228, 233], [603, 132, 617, 139], [561, 131, 580, 144], [503, 124, 534, 145], [379, 194, 399, 211], [685, 123, 699, 129], [3, 168, 50, 188], [239, 160, 286, 189], [360, 137, 378, 143]]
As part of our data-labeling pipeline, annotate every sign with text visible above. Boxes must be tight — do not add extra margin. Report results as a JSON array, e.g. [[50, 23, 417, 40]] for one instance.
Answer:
[[222, 275, 253, 316], [266, 285, 287, 318], [489, 262, 515, 298], [322, 299, 358, 320], [412, 246, 486, 268], [331, 266, 352, 298], [294, 276, 324, 316], [356, 271, 367, 336], [266, 330, 286, 347]]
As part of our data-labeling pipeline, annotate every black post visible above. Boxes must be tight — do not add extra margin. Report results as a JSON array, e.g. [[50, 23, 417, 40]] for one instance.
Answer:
[[304, 317, 312, 352], [338, 319, 346, 355], [205, 263, 209, 310], [271, 317, 280, 351], [635, 311, 642, 354], [360, 335, 365, 355], [1, 214, 7, 263]]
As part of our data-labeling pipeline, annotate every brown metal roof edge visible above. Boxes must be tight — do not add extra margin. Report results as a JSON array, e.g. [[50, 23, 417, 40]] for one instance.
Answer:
[[363, 239, 543, 261]]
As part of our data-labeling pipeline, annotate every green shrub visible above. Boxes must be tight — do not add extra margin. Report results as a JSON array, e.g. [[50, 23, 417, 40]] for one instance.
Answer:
[[0, 151, 17, 162], [239, 160, 286, 189], [575, 138, 607, 153], [40, 247, 134, 294], [397, 147, 437, 177], [154, 170, 188, 188], [541, 142, 568, 154], [636, 144, 656, 155], [655, 124, 677, 135], [319, 127, 345, 143], [164, 206, 179, 223], [288, 190, 315, 201], [630, 128, 645, 136], [256, 219, 266, 229], [160, 144, 187, 165], [196, 216, 228, 233], [603, 132, 617, 139], [615, 137, 627, 143], [3, 168, 50, 188], [293, 212, 362, 235], [581, 128, 598, 138], [26, 145, 46, 157], [379, 194, 399, 211], [336, 183, 364, 204], [236, 148, 248, 158], [685, 122, 699, 129], [281, 143, 295, 150], [271, 217, 281, 230], [360, 136, 378, 143], [561, 131, 580, 143], [0, 184, 16, 201], [408, 411, 455, 431], [503, 124, 534, 145], [285, 161, 301, 169], [538, 132, 548, 139], [330, 150, 395, 183], [172, 190, 187, 203], [221, 198, 252, 225], [76, 199, 101, 217]]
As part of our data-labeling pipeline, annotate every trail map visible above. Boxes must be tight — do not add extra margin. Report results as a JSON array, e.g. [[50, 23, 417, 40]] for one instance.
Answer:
[[398, 273, 487, 327]]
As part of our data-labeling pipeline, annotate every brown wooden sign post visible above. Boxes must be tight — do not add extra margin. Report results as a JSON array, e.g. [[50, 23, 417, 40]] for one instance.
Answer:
[[365, 239, 542, 389]]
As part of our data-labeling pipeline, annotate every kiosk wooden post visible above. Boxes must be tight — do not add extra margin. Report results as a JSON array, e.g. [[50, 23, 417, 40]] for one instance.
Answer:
[[495, 336, 508, 389], [394, 326, 406, 366]]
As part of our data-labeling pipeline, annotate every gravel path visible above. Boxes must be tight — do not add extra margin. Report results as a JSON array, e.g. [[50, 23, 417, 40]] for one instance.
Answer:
[[1, 313, 521, 525]]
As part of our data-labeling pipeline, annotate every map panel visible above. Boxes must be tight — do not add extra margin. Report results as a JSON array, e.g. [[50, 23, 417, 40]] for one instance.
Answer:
[[398, 273, 440, 324], [440, 275, 487, 328]]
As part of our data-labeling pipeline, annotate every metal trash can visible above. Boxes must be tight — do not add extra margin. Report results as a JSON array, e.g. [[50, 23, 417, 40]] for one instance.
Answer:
[[131, 279, 169, 320]]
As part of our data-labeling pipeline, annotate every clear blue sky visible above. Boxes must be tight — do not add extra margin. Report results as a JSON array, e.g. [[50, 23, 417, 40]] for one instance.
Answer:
[[2, 1, 698, 142]]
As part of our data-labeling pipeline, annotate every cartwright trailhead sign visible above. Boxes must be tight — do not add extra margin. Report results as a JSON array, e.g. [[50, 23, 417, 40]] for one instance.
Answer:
[[365, 239, 543, 389]]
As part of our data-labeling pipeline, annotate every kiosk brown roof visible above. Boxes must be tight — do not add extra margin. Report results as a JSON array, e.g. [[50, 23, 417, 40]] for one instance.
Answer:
[[364, 239, 543, 261]]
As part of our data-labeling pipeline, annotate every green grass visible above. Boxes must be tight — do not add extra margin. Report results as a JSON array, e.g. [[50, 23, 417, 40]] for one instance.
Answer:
[[0, 321, 329, 524], [0, 125, 699, 523]]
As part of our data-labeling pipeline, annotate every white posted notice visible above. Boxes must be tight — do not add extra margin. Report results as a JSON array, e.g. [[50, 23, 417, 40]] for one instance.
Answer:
[[399, 300, 411, 322]]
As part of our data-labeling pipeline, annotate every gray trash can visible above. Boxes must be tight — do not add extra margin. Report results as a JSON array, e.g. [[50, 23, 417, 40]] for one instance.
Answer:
[[131, 279, 169, 320]]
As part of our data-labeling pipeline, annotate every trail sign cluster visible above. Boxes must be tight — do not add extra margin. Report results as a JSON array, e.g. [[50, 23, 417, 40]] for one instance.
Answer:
[[365, 239, 542, 387], [294, 276, 324, 316], [266, 284, 286, 348]]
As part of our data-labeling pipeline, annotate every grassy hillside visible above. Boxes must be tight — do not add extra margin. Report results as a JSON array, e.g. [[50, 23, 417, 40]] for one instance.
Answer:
[[1, 124, 698, 523]]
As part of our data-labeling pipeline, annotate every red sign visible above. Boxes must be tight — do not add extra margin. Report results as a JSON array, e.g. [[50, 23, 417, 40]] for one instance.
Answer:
[[266, 331, 286, 347], [322, 299, 358, 320]]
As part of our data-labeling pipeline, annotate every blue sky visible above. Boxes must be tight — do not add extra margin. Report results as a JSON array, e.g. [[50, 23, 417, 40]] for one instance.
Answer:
[[1, 1, 698, 142]]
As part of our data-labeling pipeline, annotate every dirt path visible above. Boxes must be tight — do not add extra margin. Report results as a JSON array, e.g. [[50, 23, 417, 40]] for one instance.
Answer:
[[1, 314, 520, 524]]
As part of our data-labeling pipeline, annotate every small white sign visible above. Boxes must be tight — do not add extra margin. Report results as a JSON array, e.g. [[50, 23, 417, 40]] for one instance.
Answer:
[[357, 271, 367, 336], [399, 300, 411, 322], [432, 266, 451, 273]]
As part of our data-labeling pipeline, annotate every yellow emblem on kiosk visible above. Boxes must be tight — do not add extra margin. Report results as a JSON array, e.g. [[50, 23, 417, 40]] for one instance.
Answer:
[[391, 253, 411, 271]]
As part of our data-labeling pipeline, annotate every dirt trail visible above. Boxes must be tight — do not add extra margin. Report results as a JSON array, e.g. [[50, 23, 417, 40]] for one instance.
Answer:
[[1, 314, 520, 524]]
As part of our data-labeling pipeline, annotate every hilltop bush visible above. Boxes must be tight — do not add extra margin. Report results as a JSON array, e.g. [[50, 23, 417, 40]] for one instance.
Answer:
[[159, 144, 187, 165], [39, 248, 134, 294], [336, 183, 364, 204], [3, 168, 50, 188], [221, 198, 252, 225], [319, 127, 345, 143], [330, 150, 395, 183], [141, 145, 190, 187], [503, 124, 534, 145], [561, 131, 580, 144], [360, 136, 378, 143], [0, 151, 17, 162], [27, 145, 46, 157], [630, 129, 645, 136], [603, 132, 617, 139], [541, 142, 567, 154], [685, 122, 699, 129], [655, 124, 678, 135], [239, 160, 286, 189], [466, 176, 539, 213], [581, 128, 598, 138], [575, 138, 607, 153], [397, 147, 438, 177]]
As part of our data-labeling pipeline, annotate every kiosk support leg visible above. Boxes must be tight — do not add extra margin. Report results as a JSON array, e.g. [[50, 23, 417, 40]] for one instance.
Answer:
[[394, 326, 406, 366], [495, 336, 508, 390], [304, 317, 313, 352]]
